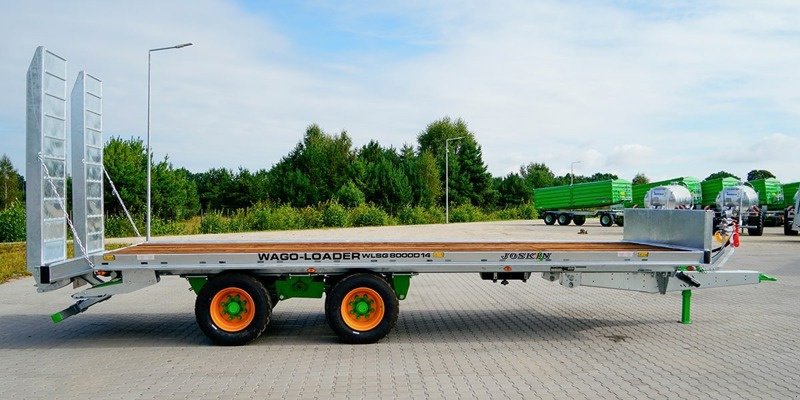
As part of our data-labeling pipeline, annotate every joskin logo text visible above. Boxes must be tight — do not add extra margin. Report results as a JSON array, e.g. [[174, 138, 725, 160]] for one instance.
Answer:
[[500, 252, 552, 261]]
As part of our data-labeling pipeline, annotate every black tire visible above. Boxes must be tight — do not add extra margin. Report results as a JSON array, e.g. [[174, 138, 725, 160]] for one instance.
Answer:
[[599, 214, 613, 227], [543, 213, 556, 225], [615, 216, 624, 227], [747, 214, 764, 236], [557, 213, 572, 225], [195, 273, 272, 346], [573, 215, 586, 226], [785, 210, 798, 236], [325, 273, 399, 344]]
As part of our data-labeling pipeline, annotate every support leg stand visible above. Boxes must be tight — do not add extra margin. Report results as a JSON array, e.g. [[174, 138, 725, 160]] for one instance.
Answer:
[[681, 290, 692, 324]]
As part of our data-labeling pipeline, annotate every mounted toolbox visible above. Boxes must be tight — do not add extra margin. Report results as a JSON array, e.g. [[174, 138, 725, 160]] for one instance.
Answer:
[[630, 177, 702, 208]]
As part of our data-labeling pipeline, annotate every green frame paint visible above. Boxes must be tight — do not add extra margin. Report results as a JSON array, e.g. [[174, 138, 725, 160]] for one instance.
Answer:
[[274, 276, 325, 300], [391, 274, 412, 300], [187, 277, 207, 294], [681, 290, 692, 324]]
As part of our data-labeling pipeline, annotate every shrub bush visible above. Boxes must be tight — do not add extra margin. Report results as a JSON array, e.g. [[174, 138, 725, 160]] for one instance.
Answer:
[[397, 206, 428, 225], [227, 209, 253, 232], [268, 205, 303, 230], [299, 206, 324, 229], [0, 202, 25, 242], [200, 212, 229, 234], [350, 204, 390, 227], [322, 201, 348, 227], [518, 202, 538, 219], [449, 203, 485, 223], [151, 217, 186, 236]]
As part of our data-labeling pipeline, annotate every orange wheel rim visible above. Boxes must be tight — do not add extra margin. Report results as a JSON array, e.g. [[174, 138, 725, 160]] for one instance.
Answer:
[[340, 287, 385, 331], [210, 287, 255, 332]]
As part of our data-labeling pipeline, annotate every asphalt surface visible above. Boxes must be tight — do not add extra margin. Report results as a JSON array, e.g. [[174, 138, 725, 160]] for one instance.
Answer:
[[1, 220, 798, 399]]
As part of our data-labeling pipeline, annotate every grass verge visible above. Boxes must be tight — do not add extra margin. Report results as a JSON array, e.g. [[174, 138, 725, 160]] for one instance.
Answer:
[[0, 242, 130, 284]]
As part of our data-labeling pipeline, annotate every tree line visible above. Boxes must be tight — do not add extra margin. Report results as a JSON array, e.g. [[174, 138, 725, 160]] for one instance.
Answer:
[[0, 117, 781, 223]]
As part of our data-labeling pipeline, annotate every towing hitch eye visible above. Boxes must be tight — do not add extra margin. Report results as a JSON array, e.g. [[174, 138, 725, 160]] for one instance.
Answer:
[[675, 271, 701, 288]]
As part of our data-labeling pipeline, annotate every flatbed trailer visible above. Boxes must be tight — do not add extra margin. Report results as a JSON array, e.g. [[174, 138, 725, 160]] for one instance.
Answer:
[[23, 46, 774, 346]]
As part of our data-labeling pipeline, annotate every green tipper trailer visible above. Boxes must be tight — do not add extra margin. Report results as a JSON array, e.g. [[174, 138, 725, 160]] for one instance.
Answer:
[[748, 178, 784, 207], [630, 177, 702, 208], [785, 183, 799, 236], [748, 178, 785, 227], [700, 177, 738, 207], [781, 182, 800, 209], [533, 179, 632, 227]]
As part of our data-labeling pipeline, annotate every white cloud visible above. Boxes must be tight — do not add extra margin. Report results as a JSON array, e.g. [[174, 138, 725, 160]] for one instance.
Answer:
[[1, 0, 799, 185]]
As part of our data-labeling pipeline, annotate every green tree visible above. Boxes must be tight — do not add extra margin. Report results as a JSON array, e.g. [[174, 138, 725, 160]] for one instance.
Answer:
[[746, 169, 776, 181], [417, 118, 495, 207], [268, 125, 354, 207], [103, 137, 147, 216], [497, 173, 532, 208], [104, 137, 199, 220], [632, 172, 649, 185], [407, 149, 442, 207], [335, 180, 365, 208], [356, 142, 412, 213], [151, 163, 200, 220], [520, 162, 555, 188], [0, 155, 22, 210], [705, 171, 740, 181]]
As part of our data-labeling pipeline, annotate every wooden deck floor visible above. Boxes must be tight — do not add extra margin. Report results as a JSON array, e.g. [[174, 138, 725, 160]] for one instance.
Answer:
[[115, 241, 679, 255]]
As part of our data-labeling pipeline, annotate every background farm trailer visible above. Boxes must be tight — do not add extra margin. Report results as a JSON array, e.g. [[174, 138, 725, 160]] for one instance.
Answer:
[[630, 177, 702, 209], [702, 178, 774, 237], [784, 185, 800, 236], [24, 46, 775, 346], [748, 178, 785, 227], [533, 179, 632, 227]]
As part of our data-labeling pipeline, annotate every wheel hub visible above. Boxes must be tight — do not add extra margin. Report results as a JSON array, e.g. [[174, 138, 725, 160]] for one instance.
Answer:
[[221, 294, 247, 320], [349, 294, 374, 319]]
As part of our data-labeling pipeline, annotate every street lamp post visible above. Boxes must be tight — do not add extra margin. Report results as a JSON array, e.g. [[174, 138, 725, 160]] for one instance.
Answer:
[[570, 160, 582, 186], [146, 42, 192, 241], [445, 136, 464, 223]]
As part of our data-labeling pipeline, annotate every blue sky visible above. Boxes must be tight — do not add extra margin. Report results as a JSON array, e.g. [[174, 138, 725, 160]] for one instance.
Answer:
[[0, 0, 798, 182]]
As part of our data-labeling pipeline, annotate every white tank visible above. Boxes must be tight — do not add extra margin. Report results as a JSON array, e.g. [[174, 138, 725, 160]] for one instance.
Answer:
[[716, 185, 760, 209], [644, 185, 694, 209]]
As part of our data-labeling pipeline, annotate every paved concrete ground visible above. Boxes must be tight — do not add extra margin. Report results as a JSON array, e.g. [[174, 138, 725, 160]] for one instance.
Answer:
[[1, 220, 798, 399]]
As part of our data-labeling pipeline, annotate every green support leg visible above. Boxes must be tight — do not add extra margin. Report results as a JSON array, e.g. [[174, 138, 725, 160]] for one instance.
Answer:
[[681, 290, 692, 324]]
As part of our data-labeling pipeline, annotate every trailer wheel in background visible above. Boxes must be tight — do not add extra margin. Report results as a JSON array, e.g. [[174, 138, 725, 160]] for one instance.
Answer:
[[615, 216, 624, 227], [785, 209, 798, 236], [747, 215, 764, 236], [573, 215, 586, 226], [543, 213, 556, 225], [195, 273, 272, 346], [600, 214, 613, 227], [557, 213, 572, 225], [325, 273, 399, 344]]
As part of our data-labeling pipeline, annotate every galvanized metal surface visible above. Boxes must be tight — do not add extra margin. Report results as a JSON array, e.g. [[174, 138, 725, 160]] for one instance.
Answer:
[[632, 176, 702, 208], [644, 185, 694, 209], [70, 71, 104, 255], [26, 46, 68, 282], [575, 270, 759, 293], [623, 209, 712, 251]]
